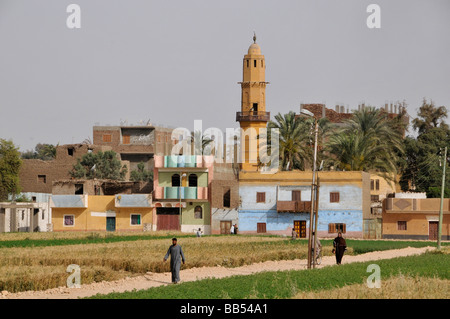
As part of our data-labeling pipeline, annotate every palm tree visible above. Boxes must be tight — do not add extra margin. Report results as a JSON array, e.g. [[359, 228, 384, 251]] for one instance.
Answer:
[[190, 130, 214, 155], [262, 111, 312, 171], [324, 107, 404, 182]]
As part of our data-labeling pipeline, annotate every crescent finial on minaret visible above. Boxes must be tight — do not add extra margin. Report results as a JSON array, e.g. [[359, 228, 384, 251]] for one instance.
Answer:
[[253, 31, 257, 43]]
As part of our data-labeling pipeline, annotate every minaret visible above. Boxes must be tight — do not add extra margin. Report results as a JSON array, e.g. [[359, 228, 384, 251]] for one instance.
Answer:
[[236, 33, 270, 171]]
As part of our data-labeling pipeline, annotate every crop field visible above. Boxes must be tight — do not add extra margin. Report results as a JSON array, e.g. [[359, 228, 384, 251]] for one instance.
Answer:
[[88, 249, 450, 299], [0, 231, 448, 295]]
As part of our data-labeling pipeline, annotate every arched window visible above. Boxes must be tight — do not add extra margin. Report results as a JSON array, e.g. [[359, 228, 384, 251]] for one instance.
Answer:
[[171, 174, 180, 187], [194, 206, 203, 219], [188, 174, 198, 187]]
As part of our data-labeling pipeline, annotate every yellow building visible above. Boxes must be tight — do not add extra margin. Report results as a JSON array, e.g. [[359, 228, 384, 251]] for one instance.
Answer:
[[236, 34, 270, 171], [51, 194, 152, 232]]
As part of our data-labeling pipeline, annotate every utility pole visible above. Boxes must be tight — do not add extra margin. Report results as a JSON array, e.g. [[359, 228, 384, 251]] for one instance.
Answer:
[[307, 119, 319, 269], [438, 147, 447, 250]]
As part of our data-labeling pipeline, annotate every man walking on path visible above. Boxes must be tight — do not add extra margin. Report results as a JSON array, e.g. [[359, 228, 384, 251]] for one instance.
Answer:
[[333, 232, 347, 265], [163, 238, 186, 284]]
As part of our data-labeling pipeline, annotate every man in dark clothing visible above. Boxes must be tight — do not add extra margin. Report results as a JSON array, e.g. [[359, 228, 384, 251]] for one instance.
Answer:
[[333, 232, 347, 265], [163, 238, 186, 283]]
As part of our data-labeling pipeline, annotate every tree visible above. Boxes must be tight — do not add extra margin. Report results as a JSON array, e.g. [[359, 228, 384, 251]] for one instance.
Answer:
[[0, 139, 22, 200], [412, 98, 448, 134], [69, 151, 127, 180], [21, 143, 57, 160], [130, 162, 153, 182], [265, 111, 312, 171], [324, 107, 404, 182], [400, 99, 450, 195]]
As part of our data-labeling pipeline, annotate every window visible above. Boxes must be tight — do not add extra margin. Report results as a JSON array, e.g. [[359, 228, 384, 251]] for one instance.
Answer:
[[172, 174, 181, 187], [397, 221, 407, 231], [371, 195, 380, 202], [371, 207, 382, 215], [42, 209, 45, 220], [223, 188, 231, 208], [246, 59, 249, 68], [330, 192, 340, 203], [194, 206, 203, 219], [256, 192, 266, 203], [131, 214, 141, 225], [257, 223, 266, 233], [67, 148, 74, 156], [188, 174, 198, 187], [75, 184, 84, 195], [102, 134, 112, 143], [376, 179, 380, 190], [371, 180, 374, 190], [123, 135, 130, 145], [254, 59, 257, 67], [64, 215, 74, 227], [38, 175, 47, 183], [328, 223, 346, 233], [292, 190, 301, 201], [252, 103, 258, 112]]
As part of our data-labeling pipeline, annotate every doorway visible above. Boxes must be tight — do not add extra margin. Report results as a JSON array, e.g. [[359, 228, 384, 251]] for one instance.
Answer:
[[293, 220, 307, 238], [220, 221, 232, 234], [156, 207, 180, 231], [429, 221, 438, 240], [106, 217, 116, 232]]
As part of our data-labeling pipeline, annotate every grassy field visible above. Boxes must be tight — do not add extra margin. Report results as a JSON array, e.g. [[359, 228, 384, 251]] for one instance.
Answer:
[[88, 249, 450, 299], [0, 231, 447, 294]]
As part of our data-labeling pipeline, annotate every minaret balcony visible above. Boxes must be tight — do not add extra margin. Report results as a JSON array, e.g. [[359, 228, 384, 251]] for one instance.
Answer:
[[236, 111, 270, 122]]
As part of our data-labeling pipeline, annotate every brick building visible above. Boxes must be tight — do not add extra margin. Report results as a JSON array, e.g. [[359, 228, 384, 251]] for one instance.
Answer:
[[19, 143, 113, 194], [93, 125, 174, 173]]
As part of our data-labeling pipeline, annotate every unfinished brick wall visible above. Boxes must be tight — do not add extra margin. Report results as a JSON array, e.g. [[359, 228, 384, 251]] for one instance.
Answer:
[[19, 144, 112, 193]]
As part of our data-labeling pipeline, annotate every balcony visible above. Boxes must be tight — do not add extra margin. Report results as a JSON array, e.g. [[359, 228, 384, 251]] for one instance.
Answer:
[[153, 186, 208, 200], [236, 111, 270, 122], [154, 155, 214, 169], [277, 200, 311, 213]]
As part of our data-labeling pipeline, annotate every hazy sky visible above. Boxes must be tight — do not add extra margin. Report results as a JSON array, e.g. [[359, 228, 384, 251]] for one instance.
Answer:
[[1, 0, 449, 152]]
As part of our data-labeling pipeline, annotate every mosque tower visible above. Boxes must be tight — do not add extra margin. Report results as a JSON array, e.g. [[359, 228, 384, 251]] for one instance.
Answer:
[[236, 33, 270, 171]]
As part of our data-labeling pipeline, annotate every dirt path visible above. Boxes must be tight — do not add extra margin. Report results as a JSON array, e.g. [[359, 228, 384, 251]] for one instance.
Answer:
[[1, 246, 434, 299]]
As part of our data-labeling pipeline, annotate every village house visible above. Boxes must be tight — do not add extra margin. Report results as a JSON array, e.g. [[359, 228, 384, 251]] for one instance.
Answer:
[[50, 194, 152, 232], [382, 192, 450, 240], [238, 171, 371, 238]]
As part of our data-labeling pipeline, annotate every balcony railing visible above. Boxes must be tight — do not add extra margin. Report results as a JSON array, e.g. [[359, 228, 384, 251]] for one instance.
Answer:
[[277, 200, 312, 213], [153, 186, 208, 200], [236, 111, 270, 122]]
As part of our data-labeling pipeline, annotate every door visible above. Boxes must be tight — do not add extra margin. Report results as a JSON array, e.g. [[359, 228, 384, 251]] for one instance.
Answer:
[[156, 207, 180, 231], [294, 220, 307, 238], [429, 221, 438, 240], [257, 223, 267, 233], [0, 209, 5, 233], [220, 221, 232, 234], [33, 209, 40, 232], [292, 190, 301, 201], [106, 217, 116, 232]]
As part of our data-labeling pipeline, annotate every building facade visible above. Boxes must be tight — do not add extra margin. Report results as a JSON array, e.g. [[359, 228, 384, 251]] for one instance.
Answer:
[[152, 155, 213, 234], [382, 195, 450, 240], [238, 171, 371, 238], [51, 194, 152, 232]]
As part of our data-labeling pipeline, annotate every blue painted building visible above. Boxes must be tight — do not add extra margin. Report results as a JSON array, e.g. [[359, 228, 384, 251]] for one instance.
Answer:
[[238, 171, 371, 238]]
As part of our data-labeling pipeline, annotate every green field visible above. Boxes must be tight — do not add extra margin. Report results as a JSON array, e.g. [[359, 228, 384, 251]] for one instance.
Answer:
[[0, 232, 448, 294], [87, 249, 450, 299]]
